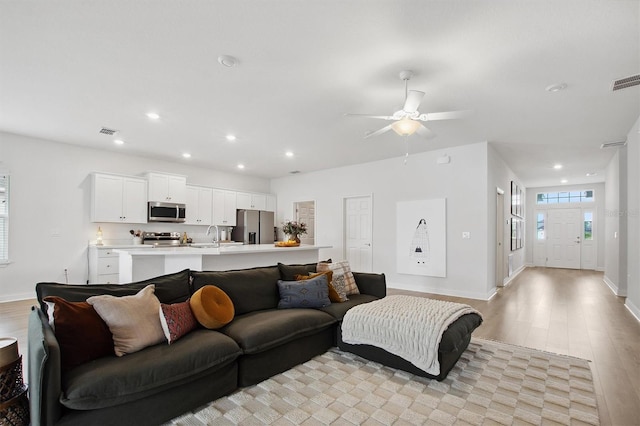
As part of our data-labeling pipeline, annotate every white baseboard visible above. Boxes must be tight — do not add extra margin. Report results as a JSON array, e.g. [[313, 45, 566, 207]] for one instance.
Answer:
[[595, 266, 605, 272], [603, 275, 621, 296], [503, 264, 526, 287], [0, 292, 36, 303], [387, 282, 491, 301], [625, 299, 640, 323]]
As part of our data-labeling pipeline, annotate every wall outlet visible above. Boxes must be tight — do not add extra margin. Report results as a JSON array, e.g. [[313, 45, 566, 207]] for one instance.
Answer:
[[462, 232, 471, 239]]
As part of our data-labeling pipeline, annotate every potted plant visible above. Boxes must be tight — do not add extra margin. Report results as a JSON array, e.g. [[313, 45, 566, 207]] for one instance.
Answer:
[[281, 220, 307, 244]]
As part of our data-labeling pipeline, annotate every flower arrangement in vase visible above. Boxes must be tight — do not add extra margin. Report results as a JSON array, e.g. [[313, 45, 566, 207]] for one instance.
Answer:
[[281, 220, 307, 244]]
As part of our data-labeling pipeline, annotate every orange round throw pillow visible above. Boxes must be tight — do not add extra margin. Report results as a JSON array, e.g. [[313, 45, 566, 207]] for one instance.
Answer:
[[189, 285, 235, 329]]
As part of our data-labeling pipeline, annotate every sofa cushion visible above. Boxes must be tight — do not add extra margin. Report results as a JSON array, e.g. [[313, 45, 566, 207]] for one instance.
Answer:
[[60, 329, 241, 410], [42, 296, 114, 371], [159, 301, 198, 344], [191, 267, 280, 315], [87, 285, 166, 356], [36, 269, 192, 308], [220, 309, 336, 354], [295, 271, 343, 303], [190, 286, 235, 329], [277, 275, 331, 309], [277, 262, 317, 281], [319, 293, 379, 321]]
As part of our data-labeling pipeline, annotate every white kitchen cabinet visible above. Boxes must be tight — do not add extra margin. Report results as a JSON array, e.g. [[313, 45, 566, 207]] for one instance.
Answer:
[[213, 189, 237, 226], [88, 246, 120, 284], [146, 172, 187, 203], [91, 173, 147, 223], [236, 192, 267, 210], [185, 185, 213, 225]]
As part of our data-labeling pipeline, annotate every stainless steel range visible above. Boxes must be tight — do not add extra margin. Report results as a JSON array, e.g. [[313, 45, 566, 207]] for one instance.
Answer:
[[142, 232, 184, 246]]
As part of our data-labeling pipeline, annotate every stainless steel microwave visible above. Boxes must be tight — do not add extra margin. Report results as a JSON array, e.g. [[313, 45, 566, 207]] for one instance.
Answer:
[[148, 202, 186, 223]]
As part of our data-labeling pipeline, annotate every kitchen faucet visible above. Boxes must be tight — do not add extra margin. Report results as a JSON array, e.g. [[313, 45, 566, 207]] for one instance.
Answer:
[[205, 225, 220, 247]]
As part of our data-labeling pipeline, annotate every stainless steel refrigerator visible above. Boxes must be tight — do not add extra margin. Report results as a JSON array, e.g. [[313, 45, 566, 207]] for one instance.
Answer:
[[231, 210, 275, 244]]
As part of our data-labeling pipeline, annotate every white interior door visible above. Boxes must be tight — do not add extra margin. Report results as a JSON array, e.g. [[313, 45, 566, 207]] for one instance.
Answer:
[[344, 196, 372, 272], [547, 208, 581, 269], [294, 201, 315, 245]]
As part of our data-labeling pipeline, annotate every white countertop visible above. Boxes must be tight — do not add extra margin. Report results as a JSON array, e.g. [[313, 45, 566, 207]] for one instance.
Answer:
[[114, 244, 330, 256]]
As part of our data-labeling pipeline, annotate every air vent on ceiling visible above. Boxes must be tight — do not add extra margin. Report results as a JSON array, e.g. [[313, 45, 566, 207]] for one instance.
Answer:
[[289, 170, 301, 174], [612, 74, 640, 91], [99, 127, 118, 136], [600, 140, 627, 149]]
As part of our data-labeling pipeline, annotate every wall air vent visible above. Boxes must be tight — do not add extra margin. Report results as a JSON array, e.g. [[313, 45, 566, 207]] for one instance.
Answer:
[[600, 140, 627, 149], [99, 127, 118, 136], [612, 74, 640, 91]]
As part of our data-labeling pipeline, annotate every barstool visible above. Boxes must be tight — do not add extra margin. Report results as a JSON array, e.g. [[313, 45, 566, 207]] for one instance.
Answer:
[[0, 337, 29, 426]]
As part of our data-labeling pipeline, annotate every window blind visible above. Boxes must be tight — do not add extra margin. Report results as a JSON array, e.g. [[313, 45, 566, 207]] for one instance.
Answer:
[[0, 174, 8, 262]]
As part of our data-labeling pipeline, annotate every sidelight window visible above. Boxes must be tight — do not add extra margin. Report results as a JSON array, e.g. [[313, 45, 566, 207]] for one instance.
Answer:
[[584, 211, 593, 240], [536, 212, 545, 240]]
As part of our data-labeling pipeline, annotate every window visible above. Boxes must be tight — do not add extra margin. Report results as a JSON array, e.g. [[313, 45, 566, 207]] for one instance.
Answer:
[[536, 212, 545, 240], [0, 174, 8, 263], [584, 211, 593, 240], [536, 190, 594, 204]]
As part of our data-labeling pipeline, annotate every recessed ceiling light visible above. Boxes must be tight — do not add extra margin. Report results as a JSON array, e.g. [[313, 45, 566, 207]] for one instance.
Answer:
[[561, 179, 568, 184], [182, 153, 191, 159], [218, 55, 238, 68], [226, 134, 237, 142], [146, 112, 160, 120], [586, 172, 597, 177], [114, 139, 125, 145], [546, 83, 567, 92], [285, 151, 294, 158], [553, 164, 563, 170], [237, 164, 245, 170]]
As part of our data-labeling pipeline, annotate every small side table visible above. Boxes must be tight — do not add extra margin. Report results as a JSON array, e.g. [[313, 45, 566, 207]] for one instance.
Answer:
[[0, 337, 29, 426]]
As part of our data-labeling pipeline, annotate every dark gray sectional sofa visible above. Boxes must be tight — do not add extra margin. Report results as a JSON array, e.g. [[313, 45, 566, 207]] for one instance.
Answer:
[[28, 264, 386, 426]]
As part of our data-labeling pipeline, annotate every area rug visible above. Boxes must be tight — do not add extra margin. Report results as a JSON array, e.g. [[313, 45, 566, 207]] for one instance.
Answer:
[[166, 338, 599, 425]]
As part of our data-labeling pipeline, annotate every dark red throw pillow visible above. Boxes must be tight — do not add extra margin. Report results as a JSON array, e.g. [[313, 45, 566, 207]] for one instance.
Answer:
[[159, 300, 198, 343], [43, 296, 114, 371]]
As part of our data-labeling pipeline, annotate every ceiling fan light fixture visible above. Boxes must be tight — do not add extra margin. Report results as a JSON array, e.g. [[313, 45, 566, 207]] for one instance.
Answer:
[[391, 118, 421, 136]]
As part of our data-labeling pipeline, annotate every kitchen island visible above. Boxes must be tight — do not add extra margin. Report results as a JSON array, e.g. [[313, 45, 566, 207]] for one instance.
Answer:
[[115, 244, 331, 283]]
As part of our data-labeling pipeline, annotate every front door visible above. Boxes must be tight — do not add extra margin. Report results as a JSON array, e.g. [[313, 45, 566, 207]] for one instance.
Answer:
[[547, 208, 581, 269], [344, 196, 372, 272]]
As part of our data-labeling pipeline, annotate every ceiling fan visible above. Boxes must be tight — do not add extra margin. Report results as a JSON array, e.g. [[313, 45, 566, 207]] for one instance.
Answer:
[[345, 70, 469, 139]]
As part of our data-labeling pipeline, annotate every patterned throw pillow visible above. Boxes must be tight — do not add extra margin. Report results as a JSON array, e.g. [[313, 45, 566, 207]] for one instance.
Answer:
[[295, 270, 345, 303], [159, 300, 198, 344], [317, 260, 359, 296], [87, 285, 166, 356], [277, 274, 331, 309]]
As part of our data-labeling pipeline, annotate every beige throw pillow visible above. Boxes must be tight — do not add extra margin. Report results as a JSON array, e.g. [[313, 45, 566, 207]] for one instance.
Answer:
[[87, 284, 166, 356], [317, 260, 359, 296]]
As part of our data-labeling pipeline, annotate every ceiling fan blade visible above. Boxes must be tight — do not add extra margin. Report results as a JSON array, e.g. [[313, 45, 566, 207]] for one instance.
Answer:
[[344, 113, 396, 120], [418, 110, 471, 121], [403, 90, 425, 113], [416, 124, 436, 139], [364, 124, 393, 139]]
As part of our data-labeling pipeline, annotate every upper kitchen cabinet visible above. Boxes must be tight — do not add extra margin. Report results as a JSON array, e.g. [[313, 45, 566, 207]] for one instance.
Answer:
[[236, 192, 267, 211], [91, 173, 147, 223], [185, 185, 213, 225], [212, 189, 237, 226], [146, 172, 187, 203], [265, 194, 276, 212]]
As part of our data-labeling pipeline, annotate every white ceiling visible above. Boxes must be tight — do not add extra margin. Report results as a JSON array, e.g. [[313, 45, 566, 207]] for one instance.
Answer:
[[1, 1, 638, 187]]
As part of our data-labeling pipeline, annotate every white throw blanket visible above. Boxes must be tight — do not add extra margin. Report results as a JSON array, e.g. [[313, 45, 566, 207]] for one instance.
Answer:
[[341, 295, 481, 375]]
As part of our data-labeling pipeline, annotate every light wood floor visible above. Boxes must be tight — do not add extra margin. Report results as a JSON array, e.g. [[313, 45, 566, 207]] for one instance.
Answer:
[[1, 267, 638, 425]]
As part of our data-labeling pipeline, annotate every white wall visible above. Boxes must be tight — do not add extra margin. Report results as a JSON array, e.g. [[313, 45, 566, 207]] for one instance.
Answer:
[[487, 144, 527, 287], [271, 142, 496, 300], [604, 150, 626, 294], [625, 116, 640, 319], [0, 131, 270, 301]]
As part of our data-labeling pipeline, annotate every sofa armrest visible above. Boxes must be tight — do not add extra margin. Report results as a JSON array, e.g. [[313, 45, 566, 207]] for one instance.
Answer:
[[352, 272, 386, 299], [28, 307, 62, 426]]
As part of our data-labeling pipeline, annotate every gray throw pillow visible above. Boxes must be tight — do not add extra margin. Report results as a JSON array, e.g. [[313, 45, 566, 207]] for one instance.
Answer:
[[277, 274, 331, 309]]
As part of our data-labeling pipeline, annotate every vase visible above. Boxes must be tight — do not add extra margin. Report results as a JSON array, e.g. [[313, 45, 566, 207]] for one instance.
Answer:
[[288, 235, 300, 244]]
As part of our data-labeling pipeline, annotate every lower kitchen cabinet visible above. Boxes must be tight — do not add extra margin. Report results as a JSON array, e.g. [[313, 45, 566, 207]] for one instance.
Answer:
[[88, 246, 120, 284]]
